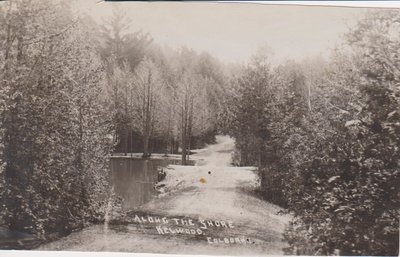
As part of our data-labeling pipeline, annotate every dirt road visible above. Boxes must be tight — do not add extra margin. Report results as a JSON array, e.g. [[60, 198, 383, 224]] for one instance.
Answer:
[[39, 136, 289, 255]]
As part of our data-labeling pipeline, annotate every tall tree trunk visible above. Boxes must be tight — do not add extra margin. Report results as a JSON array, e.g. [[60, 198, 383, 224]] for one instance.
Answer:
[[124, 83, 129, 156], [181, 111, 187, 165], [124, 127, 128, 156], [181, 90, 188, 165], [165, 104, 172, 156], [143, 71, 152, 157], [130, 86, 134, 157], [171, 136, 175, 155], [143, 128, 149, 157], [187, 97, 194, 162], [112, 76, 121, 154]]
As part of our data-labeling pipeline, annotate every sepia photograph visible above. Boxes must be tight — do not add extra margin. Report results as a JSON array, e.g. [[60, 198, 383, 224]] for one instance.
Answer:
[[0, 0, 399, 256]]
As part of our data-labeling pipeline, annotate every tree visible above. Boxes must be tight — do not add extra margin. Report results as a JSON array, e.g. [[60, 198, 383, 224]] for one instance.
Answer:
[[226, 50, 276, 166], [161, 47, 222, 164], [175, 70, 198, 165], [0, 0, 112, 238], [131, 57, 163, 157], [279, 11, 399, 255], [99, 8, 153, 155]]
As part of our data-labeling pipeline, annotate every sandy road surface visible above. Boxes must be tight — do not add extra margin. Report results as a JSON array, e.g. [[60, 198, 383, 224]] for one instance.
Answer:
[[39, 136, 289, 255]]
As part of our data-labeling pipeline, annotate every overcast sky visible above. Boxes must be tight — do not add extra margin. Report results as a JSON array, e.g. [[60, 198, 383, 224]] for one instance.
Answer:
[[79, 1, 367, 64]]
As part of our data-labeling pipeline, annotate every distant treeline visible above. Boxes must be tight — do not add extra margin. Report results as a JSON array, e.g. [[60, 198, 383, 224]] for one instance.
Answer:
[[114, 129, 217, 155], [99, 10, 226, 162]]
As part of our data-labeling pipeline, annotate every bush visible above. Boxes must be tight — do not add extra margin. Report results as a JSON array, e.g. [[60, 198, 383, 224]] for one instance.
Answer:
[[224, 10, 399, 255]]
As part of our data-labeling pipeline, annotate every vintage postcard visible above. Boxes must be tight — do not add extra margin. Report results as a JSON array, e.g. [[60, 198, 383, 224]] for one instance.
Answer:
[[0, 0, 399, 256]]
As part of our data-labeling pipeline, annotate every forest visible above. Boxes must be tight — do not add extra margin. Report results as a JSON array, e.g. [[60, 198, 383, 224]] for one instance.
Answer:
[[0, 0, 399, 256]]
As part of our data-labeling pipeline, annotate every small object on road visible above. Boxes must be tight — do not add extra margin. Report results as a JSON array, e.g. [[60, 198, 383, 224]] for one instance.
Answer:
[[208, 171, 211, 175], [157, 167, 166, 182], [199, 177, 207, 183]]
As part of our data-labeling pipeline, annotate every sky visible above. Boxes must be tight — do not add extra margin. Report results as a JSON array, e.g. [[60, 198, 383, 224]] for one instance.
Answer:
[[78, 1, 368, 65]]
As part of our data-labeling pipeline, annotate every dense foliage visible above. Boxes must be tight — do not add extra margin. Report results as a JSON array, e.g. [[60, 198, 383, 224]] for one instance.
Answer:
[[0, 0, 227, 239], [0, 0, 112, 238], [223, 10, 399, 256], [99, 12, 225, 158]]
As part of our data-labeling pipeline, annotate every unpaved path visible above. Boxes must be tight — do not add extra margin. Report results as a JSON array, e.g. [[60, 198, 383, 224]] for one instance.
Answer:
[[39, 136, 289, 255]]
